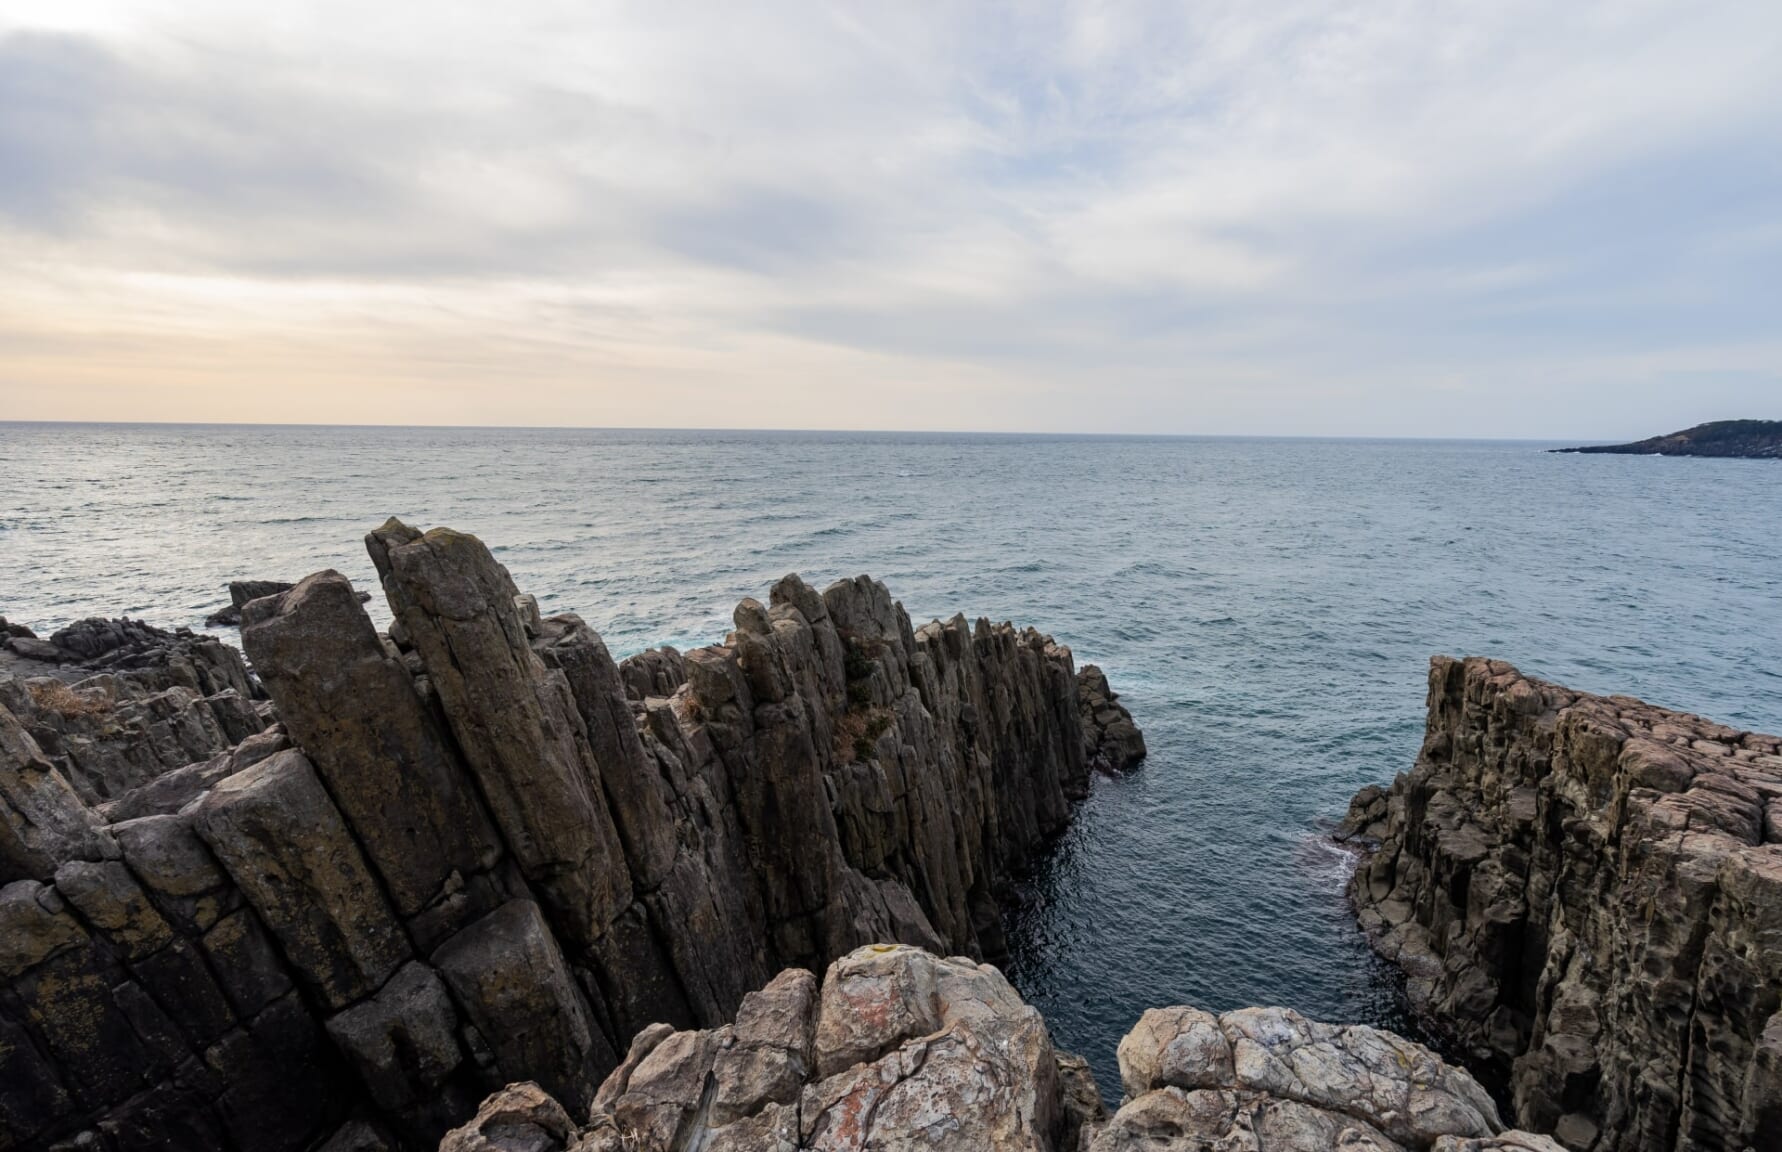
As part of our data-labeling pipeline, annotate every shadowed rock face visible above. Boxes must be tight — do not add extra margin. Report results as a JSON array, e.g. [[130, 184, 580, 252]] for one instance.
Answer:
[[0, 521, 1143, 1152], [1343, 656, 1782, 1152], [443, 943, 1551, 1152]]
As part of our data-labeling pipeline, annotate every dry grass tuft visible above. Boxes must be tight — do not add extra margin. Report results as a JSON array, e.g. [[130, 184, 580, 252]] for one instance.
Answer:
[[26, 680, 111, 717]]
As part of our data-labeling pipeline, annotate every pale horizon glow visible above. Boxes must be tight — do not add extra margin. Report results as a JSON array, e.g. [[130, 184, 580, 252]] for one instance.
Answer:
[[2, 2, 1779, 437]]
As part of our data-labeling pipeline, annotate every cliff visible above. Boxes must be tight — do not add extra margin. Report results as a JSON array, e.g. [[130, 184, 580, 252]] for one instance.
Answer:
[[1552, 419, 1782, 459], [442, 941, 1562, 1152], [0, 520, 1144, 1152], [1343, 657, 1782, 1152]]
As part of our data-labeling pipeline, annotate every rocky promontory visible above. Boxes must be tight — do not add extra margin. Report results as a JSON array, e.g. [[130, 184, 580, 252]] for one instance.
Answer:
[[1343, 656, 1782, 1152], [0, 520, 1145, 1152], [1552, 419, 1782, 459], [442, 941, 1560, 1152]]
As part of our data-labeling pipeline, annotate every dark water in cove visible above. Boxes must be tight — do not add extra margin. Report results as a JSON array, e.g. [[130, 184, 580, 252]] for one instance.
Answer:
[[4, 423, 1781, 1094]]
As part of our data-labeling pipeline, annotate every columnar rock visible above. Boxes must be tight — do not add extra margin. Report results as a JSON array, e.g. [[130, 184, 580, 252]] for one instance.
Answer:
[[0, 520, 1142, 1152], [1343, 656, 1782, 1152]]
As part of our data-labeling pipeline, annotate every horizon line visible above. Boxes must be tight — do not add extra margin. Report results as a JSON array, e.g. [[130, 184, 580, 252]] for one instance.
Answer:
[[0, 417, 1650, 444]]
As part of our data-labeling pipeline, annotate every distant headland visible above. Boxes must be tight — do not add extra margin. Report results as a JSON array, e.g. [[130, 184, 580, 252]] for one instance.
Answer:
[[1553, 418, 1782, 458]]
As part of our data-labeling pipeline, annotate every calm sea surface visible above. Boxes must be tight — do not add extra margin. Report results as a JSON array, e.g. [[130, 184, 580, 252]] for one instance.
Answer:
[[4, 423, 1780, 1093]]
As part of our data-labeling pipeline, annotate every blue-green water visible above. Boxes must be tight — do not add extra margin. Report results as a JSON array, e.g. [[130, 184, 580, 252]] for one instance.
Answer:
[[4, 423, 1780, 1093]]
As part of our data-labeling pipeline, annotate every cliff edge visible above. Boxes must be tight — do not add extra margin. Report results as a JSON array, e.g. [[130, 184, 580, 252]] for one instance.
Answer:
[[1343, 656, 1782, 1152]]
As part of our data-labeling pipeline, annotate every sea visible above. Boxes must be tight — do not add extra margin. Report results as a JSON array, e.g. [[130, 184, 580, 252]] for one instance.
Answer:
[[4, 422, 1780, 1095]]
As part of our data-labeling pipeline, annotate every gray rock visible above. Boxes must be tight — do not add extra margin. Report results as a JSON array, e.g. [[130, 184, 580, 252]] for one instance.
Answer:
[[0, 700, 114, 883], [242, 571, 504, 932], [1345, 656, 1782, 1152], [193, 749, 410, 1010], [431, 899, 610, 1117]]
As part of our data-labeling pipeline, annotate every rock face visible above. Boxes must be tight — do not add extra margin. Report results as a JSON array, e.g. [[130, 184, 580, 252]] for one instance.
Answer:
[[0, 621, 265, 810], [1077, 665, 1146, 776], [0, 521, 1142, 1152], [1552, 418, 1782, 459], [1344, 656, 1782, 1152], [444, 943, 1544, 1152]]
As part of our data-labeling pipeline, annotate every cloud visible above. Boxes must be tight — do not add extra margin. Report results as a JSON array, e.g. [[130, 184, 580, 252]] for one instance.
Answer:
[[1, 0, 1780, 435]]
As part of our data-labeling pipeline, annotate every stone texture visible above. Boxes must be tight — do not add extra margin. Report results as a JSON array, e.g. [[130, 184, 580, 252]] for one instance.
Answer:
[[241, 571, 505, 935], [0, 700, 114, 883], [2, 520, 1142, 1152], [500, 944, 1075, 1152], [1093, 1002, 1544, 1152], [1077, 665, 1147, 778], [1343, 656, 1782, 1152], [193, 749, 410, 1010]]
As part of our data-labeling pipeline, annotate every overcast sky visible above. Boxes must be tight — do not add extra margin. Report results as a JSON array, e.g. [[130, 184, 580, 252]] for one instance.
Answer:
[[2, 1, 1778, 436]]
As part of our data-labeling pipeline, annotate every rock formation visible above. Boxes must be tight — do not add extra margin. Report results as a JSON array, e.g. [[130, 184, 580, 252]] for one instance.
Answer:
[[204, 581, 371, 627], [1343, 656, 1782, 1152], [0, 520, 1144, 1152], [442, 942, 1554, 1152]]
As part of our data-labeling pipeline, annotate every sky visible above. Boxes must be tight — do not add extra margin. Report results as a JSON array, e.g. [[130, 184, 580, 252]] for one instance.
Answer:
[[1, 1, 1779, 437]]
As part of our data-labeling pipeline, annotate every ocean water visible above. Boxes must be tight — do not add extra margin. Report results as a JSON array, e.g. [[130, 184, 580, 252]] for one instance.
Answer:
[[4, 423, 1780, 1096]]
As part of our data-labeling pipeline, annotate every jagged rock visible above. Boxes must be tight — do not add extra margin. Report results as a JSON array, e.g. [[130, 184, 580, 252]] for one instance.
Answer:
[[0, 521, 1143, 1152], [1077, 664, 1146, 778], [451, 947, 1541, 1152], [241, 571, 507, 938], [480, 944, 1075, 1152], [0, 700, 114, 882], [1344, 656, 1782, 1152], [96, 724, 292, 823], [0, 670, 263, 806], [618, 646, 686, 702]]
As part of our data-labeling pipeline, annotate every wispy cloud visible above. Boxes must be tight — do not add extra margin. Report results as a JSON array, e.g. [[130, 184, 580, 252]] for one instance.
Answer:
[[2, 0, 1779, 435]]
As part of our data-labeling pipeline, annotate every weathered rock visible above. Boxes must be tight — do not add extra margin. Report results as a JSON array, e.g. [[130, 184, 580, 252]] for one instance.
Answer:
[[430, 899, 610, 1118], [1344, 656, 1782, 1152], [193, 749, 410, 1010], [241, 572, 506, 936], [368, 522, 633, 958], [1093, 1002, 1549, 1152], [618, 646, 686, 702], [0, 700, 114, 882], [1077, 664, 1147, 779], [493, 944, 1075, 1152], [2, 521, 1144, 1152], [1, 671, 263, 806], [209, 579, 372, 626], [437, 1083, 575, 1152]]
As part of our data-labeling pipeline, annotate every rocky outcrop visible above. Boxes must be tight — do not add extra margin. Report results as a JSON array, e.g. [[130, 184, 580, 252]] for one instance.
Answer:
[[1077, 665, 1146, 776], [1099, 1002, 1547, 1152], [443, 944, 1086, 1152], [0, 615, 266, 809], [1344, 656, 1782, 1152], [444, 943, 1547, 1152], [0, 521, 1141, 1151]]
